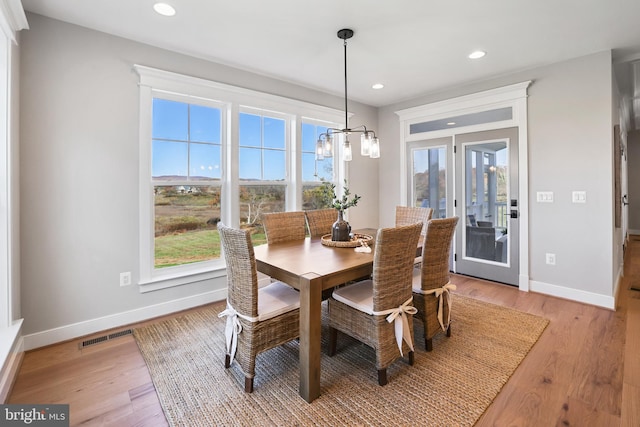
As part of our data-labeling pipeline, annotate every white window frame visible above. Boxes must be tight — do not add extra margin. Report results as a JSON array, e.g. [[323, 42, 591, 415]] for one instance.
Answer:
[[134, 65, 345, 292]]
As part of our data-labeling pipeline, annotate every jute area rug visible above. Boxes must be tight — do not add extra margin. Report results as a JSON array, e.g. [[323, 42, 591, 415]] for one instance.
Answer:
[[133, 295, 548, 426]]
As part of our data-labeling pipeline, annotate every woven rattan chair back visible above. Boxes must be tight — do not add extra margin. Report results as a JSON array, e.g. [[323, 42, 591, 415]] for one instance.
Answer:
[[218, 223, 259, 317], [413, 216, 459, 352], [395, 205, 433, 236], [305, 208, 336, 237], [372, 222, 424, 312], [262, 211, 307, 244], [419, 217, 459, 291], [327, 222, 422, 386], [217, 222, 300, 393]]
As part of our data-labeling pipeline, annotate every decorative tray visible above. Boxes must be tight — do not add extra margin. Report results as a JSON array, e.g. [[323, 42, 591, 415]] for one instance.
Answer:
[[320, 233, 374, 248]]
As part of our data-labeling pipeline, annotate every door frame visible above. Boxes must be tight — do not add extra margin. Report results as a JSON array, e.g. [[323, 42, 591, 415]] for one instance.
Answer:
[[395, 81, 531, 291]]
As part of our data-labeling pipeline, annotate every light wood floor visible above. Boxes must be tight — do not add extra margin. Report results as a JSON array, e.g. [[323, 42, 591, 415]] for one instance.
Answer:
[[8, 239, 640, 426]]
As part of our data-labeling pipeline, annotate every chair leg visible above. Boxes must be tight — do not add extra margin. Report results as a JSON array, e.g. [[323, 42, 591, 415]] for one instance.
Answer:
[[425, 337, 433, 352], [408, 350, 415, 366], [244, 377, 254, 393], [225, 354, 231, 368], [446, 323, 452, 337], [328, 327, 337, 356], [378, 369, 388, 386]]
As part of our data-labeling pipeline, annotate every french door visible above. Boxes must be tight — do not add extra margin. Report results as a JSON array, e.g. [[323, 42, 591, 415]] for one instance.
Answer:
[[407, 128, 519, 286], [455, 128, 519, 285]]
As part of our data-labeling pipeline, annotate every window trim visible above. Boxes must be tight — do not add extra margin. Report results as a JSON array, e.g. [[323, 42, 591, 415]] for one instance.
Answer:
[[134, 65, 344, 292]]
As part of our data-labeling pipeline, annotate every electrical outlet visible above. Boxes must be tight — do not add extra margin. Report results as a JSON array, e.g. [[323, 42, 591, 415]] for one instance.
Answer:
[[120, 272, 132, 287], [545, 253, 556, 265]]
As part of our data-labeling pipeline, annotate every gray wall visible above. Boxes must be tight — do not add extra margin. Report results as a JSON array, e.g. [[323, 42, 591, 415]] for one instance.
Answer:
[[628, 130, 640, 233], [378, 51, 617, 303], [18, 14, 378, 343]]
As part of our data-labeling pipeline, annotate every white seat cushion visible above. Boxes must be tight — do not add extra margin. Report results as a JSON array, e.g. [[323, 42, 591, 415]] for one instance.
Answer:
[[411, 267, 422, 293], [257, 281, 300, 321], [332, 279, 374, 315]]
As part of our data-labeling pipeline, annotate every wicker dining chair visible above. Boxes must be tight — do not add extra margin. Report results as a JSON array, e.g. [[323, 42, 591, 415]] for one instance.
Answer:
[[395, 205, 433, 265], [327, 222, 423, 386], [305, 208, 336, 237], [395, 205, 433, 236], [262, 211, 307, 244], [217, 223, 301, 392], [412, 216, 459, 351]]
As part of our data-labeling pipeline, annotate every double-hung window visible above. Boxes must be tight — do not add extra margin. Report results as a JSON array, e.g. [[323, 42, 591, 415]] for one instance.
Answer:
[[239, 109, 289, 245], [151, 97, 223, 269], [135, 65, 343, 292]]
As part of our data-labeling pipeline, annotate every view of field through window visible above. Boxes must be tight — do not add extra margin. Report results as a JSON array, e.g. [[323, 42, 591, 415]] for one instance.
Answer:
[[152, 98, 336, 269]]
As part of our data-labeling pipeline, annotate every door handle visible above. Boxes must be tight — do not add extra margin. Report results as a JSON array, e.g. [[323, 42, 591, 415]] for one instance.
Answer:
[[510, 210, 518, 219]]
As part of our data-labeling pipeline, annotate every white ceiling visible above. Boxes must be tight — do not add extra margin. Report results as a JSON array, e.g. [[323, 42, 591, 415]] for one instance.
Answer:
[[20, 0, 640, 117]]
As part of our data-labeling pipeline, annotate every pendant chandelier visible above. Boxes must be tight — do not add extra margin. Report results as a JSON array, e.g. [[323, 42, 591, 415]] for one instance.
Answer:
[[316, 28, 380, 162]]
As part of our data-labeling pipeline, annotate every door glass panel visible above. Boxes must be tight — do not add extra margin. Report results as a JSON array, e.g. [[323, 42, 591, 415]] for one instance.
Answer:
[[411, 146, 447, 218], [464, 141, 508, 264]]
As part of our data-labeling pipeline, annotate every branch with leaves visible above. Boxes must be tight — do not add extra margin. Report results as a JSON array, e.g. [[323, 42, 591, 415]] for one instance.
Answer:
[[320, 179, 361, 212]]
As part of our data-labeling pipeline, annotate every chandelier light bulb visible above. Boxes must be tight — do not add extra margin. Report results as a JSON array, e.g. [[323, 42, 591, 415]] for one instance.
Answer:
[[369, 137, 380, 158], [361, 132, 371, 156], [315, 139, 324, 160], [343, 140, 352, 161]]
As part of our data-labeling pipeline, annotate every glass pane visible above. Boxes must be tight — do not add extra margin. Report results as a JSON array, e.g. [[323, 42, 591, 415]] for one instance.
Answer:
[[302, 153, 316, 181], [263, 117, 285, 149], [152, 140, 188, 180], [239, 147, 262, 180], [190, 104, 221, 143], [239, 112, 261, 147], [239, 184, 286, 246], [410, 107, 512, 134], [316, 158, 333, 181], [464, 141, 508, 263], [154, 185, 221, 268], [301, 123, 333, 182], [263, 150, 285, 181], [153, 99, 188, 140], [190, 143, 221, 180], [412, 146, 447, 218], [301, 123, 316, 152], [302, 184, 333, 210]]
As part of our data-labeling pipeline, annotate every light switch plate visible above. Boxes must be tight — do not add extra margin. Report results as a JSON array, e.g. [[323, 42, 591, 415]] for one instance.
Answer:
[[572, 191, 587, 203], [536, 191, 554, 203]]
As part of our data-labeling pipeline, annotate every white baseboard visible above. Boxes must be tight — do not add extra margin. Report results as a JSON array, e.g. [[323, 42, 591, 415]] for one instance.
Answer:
[[529, 280, 615, 310], [23, 289, 227, 351], [628, 229, 640, 236], [0, 320, 24, 403]]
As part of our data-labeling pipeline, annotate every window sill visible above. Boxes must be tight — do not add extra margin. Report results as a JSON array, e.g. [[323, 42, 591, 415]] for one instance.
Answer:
[[138, 264, 226, 293]]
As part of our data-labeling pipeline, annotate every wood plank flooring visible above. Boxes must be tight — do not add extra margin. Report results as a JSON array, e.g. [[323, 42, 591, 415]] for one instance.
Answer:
[[8, 239, 640, 426]]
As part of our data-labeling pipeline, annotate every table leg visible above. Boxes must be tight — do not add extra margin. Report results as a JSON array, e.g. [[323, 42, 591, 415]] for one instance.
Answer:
[[298, 273, 322, 403]]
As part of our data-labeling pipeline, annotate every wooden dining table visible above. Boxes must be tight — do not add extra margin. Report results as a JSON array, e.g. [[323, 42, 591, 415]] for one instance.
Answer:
[[253, 228, 379, 403]]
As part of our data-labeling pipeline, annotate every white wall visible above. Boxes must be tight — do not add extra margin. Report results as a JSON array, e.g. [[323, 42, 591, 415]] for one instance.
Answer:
[[377, 51, 616, 307], [18, 13, 378, 348]]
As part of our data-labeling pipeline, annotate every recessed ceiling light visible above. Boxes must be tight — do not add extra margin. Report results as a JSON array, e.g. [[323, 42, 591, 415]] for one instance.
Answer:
[[468, 50, 486, 59], [153, 2, 176, 16], [372, 83, 384, 90], [447, 122, 456, 126]]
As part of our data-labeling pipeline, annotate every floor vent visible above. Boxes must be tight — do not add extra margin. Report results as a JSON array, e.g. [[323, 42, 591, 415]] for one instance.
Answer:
[[80, 329, 133, 349]]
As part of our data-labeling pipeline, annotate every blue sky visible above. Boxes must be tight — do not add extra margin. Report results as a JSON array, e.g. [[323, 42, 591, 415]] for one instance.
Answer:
[[152, 98, 333, 182]]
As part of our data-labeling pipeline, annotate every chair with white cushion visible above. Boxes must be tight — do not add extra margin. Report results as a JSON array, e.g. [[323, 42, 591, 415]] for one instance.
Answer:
[[217, 223, 300, 392], [327, 222, 423, 386], [412, 216, 459, 351]]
